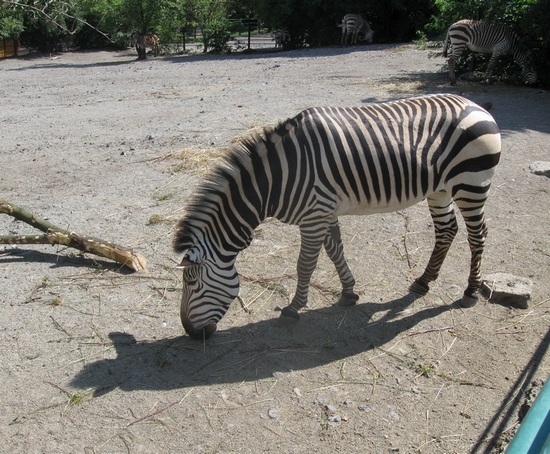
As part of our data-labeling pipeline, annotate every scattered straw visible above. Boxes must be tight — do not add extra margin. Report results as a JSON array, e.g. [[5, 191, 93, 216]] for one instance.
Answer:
[[408, 326, 454, 336], [126, 400, 181, 428]]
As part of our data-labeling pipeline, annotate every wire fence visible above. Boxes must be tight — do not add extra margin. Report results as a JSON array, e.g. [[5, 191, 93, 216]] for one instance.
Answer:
[[160, 33, 280, 55]]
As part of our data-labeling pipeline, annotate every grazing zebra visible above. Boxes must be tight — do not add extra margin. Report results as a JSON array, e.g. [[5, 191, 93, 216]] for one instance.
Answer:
[[174, 94, 501, 340], [443, 19, 537, 85], [273, 28, 290, 49], [131, 33, 160, 60], [340, 14, 373, 46]]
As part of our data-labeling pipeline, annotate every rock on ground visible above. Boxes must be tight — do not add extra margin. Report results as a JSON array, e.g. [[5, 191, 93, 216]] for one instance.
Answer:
[[482, 273, 533, 309]]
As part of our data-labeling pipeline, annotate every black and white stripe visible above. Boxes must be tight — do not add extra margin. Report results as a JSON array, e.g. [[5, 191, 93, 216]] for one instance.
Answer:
[[131, 33, 160, 60], [174, 94, 501, 340], [340, 14, 373, 46], [443, 19, 537, 85], [273, 28, 290, 49]]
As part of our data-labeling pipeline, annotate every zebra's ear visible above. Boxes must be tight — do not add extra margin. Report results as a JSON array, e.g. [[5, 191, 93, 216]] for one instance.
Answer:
[[175, 248, 203, 269]]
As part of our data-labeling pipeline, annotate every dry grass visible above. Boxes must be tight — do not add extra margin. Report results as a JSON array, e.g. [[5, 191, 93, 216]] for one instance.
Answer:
[[171, 147, 229, 174]]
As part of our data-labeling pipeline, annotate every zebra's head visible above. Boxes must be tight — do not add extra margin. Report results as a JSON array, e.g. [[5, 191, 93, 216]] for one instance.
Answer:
[[176, 246, 240, 340], [522, 66, 537, 85], [130, 34, 139, 46]]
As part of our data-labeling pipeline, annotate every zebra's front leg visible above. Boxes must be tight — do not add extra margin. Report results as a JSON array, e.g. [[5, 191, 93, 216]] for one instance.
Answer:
[[410, 191, 458, 296], [279, 224, 327, 324], [323, 219, 359, 306]]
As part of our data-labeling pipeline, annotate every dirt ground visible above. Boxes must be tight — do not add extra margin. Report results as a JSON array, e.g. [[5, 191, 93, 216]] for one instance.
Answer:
[[1, 43, 549, 454]]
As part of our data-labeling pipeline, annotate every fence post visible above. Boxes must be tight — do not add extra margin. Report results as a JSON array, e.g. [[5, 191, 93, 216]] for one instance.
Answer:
[[505, 377, 550, 453]]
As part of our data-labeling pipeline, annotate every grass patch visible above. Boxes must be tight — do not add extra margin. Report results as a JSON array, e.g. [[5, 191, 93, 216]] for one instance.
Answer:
[[154, 192, 173, 201], [69, 391, 89, 406], [148, 214, 170, 225]]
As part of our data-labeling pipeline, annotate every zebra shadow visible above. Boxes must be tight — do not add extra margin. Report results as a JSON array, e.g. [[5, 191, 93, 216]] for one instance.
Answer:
[[70, 293, 455, 397]]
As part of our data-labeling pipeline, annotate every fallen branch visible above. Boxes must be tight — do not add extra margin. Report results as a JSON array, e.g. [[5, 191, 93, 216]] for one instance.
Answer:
[[0, 198, 146, 272]]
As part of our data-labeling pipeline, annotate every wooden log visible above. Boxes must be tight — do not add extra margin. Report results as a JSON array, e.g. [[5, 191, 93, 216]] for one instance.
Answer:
[[0, 198, 147, 271]]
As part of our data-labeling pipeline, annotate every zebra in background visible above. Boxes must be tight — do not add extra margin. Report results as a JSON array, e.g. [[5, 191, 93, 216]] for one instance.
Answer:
[[174, 94, 501, 340], [273, 28, 290, 49], [340, 14, 373, 46], [131, 33, 160, 60], [443, 19, 537, 85]]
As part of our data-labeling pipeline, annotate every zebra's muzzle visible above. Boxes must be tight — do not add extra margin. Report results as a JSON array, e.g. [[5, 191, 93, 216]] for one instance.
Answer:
[[183, 319, 217, 340]]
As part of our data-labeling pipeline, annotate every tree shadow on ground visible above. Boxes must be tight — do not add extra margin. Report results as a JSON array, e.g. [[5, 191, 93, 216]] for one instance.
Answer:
[[5, 44, 401, 71], [373, 72, 550, 135], [70, 293, 457, 397]]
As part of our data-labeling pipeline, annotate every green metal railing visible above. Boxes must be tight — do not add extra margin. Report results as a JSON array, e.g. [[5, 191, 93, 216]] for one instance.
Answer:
[[506, 377, 550, 454]]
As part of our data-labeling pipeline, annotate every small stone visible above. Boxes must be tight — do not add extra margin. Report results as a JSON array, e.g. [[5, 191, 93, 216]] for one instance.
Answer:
[[482, 273, 533, 309], [325, 404, 337, 413], [529, 161, 550, 177], [358, 405, 373, 412], [267, 407, 279, 419], [328, 415, 341, 422], [293, 387, 302, 397], [388, 410, 400, 422]]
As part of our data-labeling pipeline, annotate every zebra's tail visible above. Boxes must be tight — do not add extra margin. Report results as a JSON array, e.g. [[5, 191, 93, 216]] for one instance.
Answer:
[[442, 28, 450, 58]]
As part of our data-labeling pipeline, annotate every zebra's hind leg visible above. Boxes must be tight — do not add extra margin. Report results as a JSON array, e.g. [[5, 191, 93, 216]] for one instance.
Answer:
[[448, 56, 458, 85], [279, 222, 329, 325], [454, 198, 489, 308], [483, 49, 503, 82], [410, 191, 458, 296], [323, 219, 359, 307]]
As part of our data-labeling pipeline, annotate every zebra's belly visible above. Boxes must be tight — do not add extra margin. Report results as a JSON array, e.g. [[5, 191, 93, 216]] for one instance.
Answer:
[[467, 43, 493, 54], [335, 194, 426, 217]]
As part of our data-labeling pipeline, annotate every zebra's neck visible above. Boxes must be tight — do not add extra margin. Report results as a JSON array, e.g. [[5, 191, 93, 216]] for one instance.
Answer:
[[180, 129, 291, 254]]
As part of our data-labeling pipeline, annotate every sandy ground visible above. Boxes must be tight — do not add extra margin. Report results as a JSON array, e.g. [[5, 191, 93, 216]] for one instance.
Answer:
[[1, 44, 550, 453]]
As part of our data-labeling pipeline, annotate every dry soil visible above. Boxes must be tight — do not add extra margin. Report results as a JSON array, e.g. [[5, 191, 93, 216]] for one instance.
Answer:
[[1, 43, 549, 454]]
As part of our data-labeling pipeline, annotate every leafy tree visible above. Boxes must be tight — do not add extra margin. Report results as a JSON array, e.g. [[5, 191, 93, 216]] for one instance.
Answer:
[[0, 0, 114, 50], [428, 0, 538, 34], [0, 2, 24, 38], [193, 0, 232, 52], [520, 0, 550, 86]]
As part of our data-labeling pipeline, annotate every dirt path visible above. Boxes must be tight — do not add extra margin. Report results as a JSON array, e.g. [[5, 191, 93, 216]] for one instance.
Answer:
[[1, 45, 549, 453]]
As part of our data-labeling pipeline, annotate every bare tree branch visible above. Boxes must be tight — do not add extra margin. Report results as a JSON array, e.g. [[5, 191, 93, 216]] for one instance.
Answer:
[[0, 198, 146, 272]]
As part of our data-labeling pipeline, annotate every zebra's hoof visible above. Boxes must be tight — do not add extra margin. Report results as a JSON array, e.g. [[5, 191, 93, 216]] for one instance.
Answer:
[[460, 293, 479, 308], [337, 292, 359, 307], [409, 281, 429, 296], [278, 307, 300, 325]]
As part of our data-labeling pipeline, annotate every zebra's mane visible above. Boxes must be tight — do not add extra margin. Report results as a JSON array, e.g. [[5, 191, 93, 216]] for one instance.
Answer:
[[173, 120, 290, 253]]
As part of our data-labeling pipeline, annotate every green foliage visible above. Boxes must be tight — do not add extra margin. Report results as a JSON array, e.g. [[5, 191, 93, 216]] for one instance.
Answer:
[[72, 11, 112, 48], [20, 4, 71, 52], [0, 3, 24, 38], [194, 0, 232, 52], [520, 0, 550, 86], [428, 0, 539, 35]]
